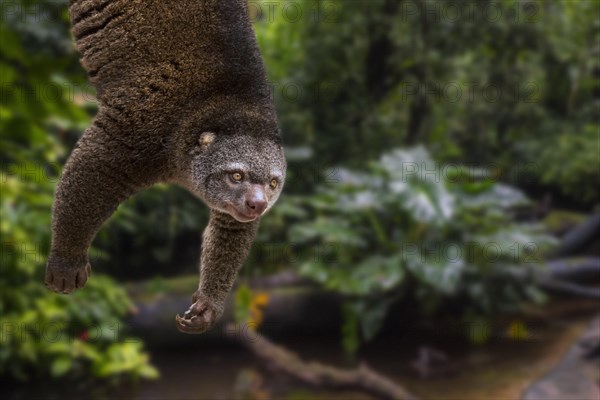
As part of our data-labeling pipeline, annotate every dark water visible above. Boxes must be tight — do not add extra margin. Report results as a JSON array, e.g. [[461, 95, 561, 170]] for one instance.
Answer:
[[4, 305, 596, 400], [118, 339, 373, 400], [123, 346, 257, 400]]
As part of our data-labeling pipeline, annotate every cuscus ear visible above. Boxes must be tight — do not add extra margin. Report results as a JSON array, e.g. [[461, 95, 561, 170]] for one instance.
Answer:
[[199, 132, 216, 150]]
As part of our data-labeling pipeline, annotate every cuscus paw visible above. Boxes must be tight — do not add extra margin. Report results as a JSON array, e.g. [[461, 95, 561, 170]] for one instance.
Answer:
[[45, 260, 91, 294], [175, 294, 218, 334]]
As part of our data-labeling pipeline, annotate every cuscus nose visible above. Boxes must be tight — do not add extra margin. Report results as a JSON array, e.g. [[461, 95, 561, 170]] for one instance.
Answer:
[[245, 198, 267, 216], [245, 188, 268, 216]]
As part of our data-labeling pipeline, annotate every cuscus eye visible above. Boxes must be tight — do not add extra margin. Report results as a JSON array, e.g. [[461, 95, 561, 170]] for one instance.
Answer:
[[270, 178, 278, 189], [231, 172, 243, 182]]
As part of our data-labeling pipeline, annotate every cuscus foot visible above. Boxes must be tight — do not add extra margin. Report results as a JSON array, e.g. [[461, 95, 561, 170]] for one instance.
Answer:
[[175, 293, 218, 334], [45, 258, 91, 294]]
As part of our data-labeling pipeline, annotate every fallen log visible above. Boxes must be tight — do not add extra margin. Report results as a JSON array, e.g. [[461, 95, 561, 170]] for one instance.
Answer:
[[537, 279, 600, 299], [128, 257, 600, 346], [225, 323, 417, 400], [127, 286, 342, 346], [248, 269, 313, 289], [500, 257, 600, 299], [537, 257, 600, 299], [546, 257, 600, 283], [550, 212, 600, 258]]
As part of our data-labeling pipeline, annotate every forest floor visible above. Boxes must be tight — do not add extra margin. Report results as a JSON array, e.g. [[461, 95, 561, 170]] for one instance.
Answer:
[[123, 276, 600, 400], [5, 283, 596, 400], [395, 304, 598, 399]]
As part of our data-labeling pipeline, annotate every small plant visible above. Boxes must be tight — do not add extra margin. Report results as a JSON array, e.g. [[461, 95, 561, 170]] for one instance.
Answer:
[[234, 285, 270, 330], [1, 160, 158, 383], [537, 125, 600, 205], [286, 147, 556, 352]]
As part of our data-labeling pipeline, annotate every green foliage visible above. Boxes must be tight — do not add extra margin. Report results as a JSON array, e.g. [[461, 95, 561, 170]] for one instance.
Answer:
[[1, 0, 156, 382], [234, 284, 269, 328], [1, 0, 595, 374], [286, 147, 556, 351], [234, 284, 254, 325], [0, 164, 158, 382], [537, 125, 600, 204], [249, 2, 595, 351], [256, 0, 599, 206], [1, 0, 207, 281], [93, 185, 208, 280]]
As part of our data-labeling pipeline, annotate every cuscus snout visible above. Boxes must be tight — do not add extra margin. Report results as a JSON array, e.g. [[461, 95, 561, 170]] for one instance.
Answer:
[[244, 185, 268, 217]]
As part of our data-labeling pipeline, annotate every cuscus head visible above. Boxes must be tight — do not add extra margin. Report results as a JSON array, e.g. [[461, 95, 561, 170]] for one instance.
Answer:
[[190, 131, 286, 222]]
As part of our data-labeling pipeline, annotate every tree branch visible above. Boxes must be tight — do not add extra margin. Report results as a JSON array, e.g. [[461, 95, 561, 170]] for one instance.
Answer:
[[226, 324, 417, 400]]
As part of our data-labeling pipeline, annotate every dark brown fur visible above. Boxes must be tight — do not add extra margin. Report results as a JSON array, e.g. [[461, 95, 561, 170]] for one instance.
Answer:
[[45, 0, 286, 334]]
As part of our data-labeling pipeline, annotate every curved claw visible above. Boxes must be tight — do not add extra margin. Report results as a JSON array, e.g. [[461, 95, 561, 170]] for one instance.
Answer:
[[175, 298, 217, 334]]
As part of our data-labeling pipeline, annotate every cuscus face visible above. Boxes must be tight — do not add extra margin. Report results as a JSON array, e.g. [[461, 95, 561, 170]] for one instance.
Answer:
[[191, 132, 286, 222]]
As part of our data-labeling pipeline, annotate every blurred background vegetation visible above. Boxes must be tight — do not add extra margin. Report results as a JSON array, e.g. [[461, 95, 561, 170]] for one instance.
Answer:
[[1, 0, 598, 399]]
